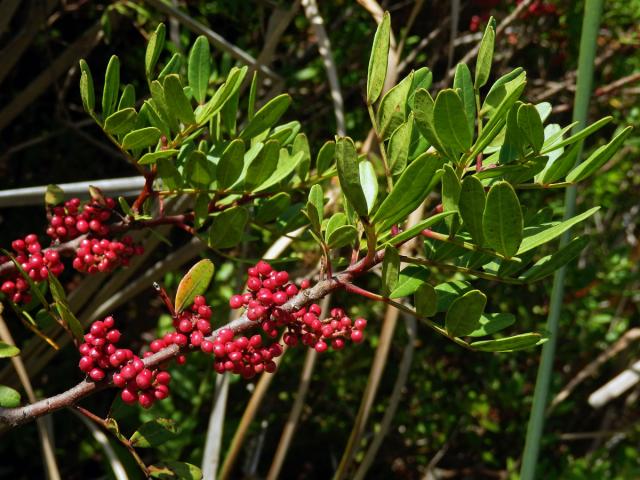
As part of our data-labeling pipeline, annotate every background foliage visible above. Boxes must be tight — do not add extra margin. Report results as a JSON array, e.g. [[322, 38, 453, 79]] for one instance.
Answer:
[[0, 0, 639, 478]]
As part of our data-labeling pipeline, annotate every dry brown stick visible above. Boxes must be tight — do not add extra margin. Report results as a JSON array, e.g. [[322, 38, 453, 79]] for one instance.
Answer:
[[548, 328, 640, 413], [265, 295, 330, 480], [302, 0, 346, 135], [594, 72, 640, 97], [442, 0, 534, 84], [0, 306, 61, 479], [0, 21, 103, 132]]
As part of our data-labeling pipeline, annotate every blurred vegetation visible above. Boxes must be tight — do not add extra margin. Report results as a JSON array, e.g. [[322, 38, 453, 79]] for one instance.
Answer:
[[0, 0, 639, 478]]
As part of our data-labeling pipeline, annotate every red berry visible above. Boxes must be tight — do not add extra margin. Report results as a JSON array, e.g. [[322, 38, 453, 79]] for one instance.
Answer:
[[314, 341, 328, 353], [350, 330, 364, 343], [89, 368, 105, 381], [354, 318, 367, 330], [121, 388, 138, 404], [229, 295, 244, 309], [156, 371, 171, 385], [79, 356, 93, 372], [256, 260, 272, 276], [106, 329, 121, 343], [194, 295, 206, 306]]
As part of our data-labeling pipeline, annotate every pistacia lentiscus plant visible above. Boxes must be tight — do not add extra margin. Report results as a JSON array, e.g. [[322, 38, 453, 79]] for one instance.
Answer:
[[0, 13, 630, 478]]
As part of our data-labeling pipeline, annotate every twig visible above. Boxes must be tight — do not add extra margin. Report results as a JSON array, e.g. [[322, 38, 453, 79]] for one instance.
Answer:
[[302, 0, 346, 135], [0, 306, 61, 480]]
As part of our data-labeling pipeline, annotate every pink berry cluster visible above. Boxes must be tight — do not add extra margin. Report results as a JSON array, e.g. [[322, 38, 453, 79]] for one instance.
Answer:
[[222, 260, 367, 373], [148, 295, 214, 364], [46, 197, 114, 241], [210, 328, 282, 379], [72, 236, 143, 274], [0, 234, 64, 303], [78, 316, 172, 409], [0, 194, 144, 304], [282, 305, 367, 353]]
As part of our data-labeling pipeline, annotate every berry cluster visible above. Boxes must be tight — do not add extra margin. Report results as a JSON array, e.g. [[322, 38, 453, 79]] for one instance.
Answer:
[[0, 234, 64, 303], [282, 305, 367, 353], [210, 328, 282, 378], [72, 236, 143, 274], [78, 316, 173, 409], [0, 194, 144, 304], [46, 197, 115, 241], [223, 260, 367, 373]]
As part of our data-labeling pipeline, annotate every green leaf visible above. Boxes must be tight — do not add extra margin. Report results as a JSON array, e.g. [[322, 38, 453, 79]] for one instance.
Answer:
[[326, 225, 358, 249], [359, 160, 378, 215], [445, 289, 486, 337], [149, 462, 202, 479], [381, 211, 454, 245], [185, 150, 212, 188], [434, 89, 472, 153], [540, 116, 612, 154], [474, 20, 495, 88], [195, 66, 247, 124], [336, 137, 368, 217], [122, 127, 161, 151], [217, 139, 245, 189], [0, 385, 20, 407], [372, 152, 445, 232], [324, 212, 348, 241], [163, 74, 195, 125], [388, 116, 413, 176], [255, 193, 290, 223], [79, 59, 95, 113], [240, 94, 291, 141], [459, 175, 486, 245], [441, 164, 461, 232], [483, 181, 522, 258], [389, 265, 430, 298], [254, 149, 302, 192], [150, 80, 179, 134], [118, 84, 136, 110], [381, 245, 400, 297], [145, 23, 166, 78], [435, 280, 473, 312], [103, 108, 137, 135], [316, 140, 335, 174], [519, 237, 589, 282], [413, 88, 446, 153], [467, 313, 515, 337], [306, 184, 324, 233], [517, 103, 544, 152], [102, 55, 120, 118], [175, 259, 214, 313], [293, 133, 311, 180], [208, 207, 248, 248], [158, 53, 183, 82], [453, 63, 475, 138], [499, 103, 524, 164], [566, 126, 633, 183], [414, 283, 437, 317], [481, 68, 524, 116], [188, 36, 210, 104], [0, 342, 19, 358], [49, 273, 84, 341], [45, 184, 64, 206], [517, 206, 599, 254], [141, 100, 170, 138], [248, 71, 258, 121], [471, 333, 543, 352], [245, 140, 279, 190], [130, 418, 178, 448], [366, 11, 391, 105], [377, 72, 413, 138], [540, 139, 580, 184], [138, 149, 179, 165]]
